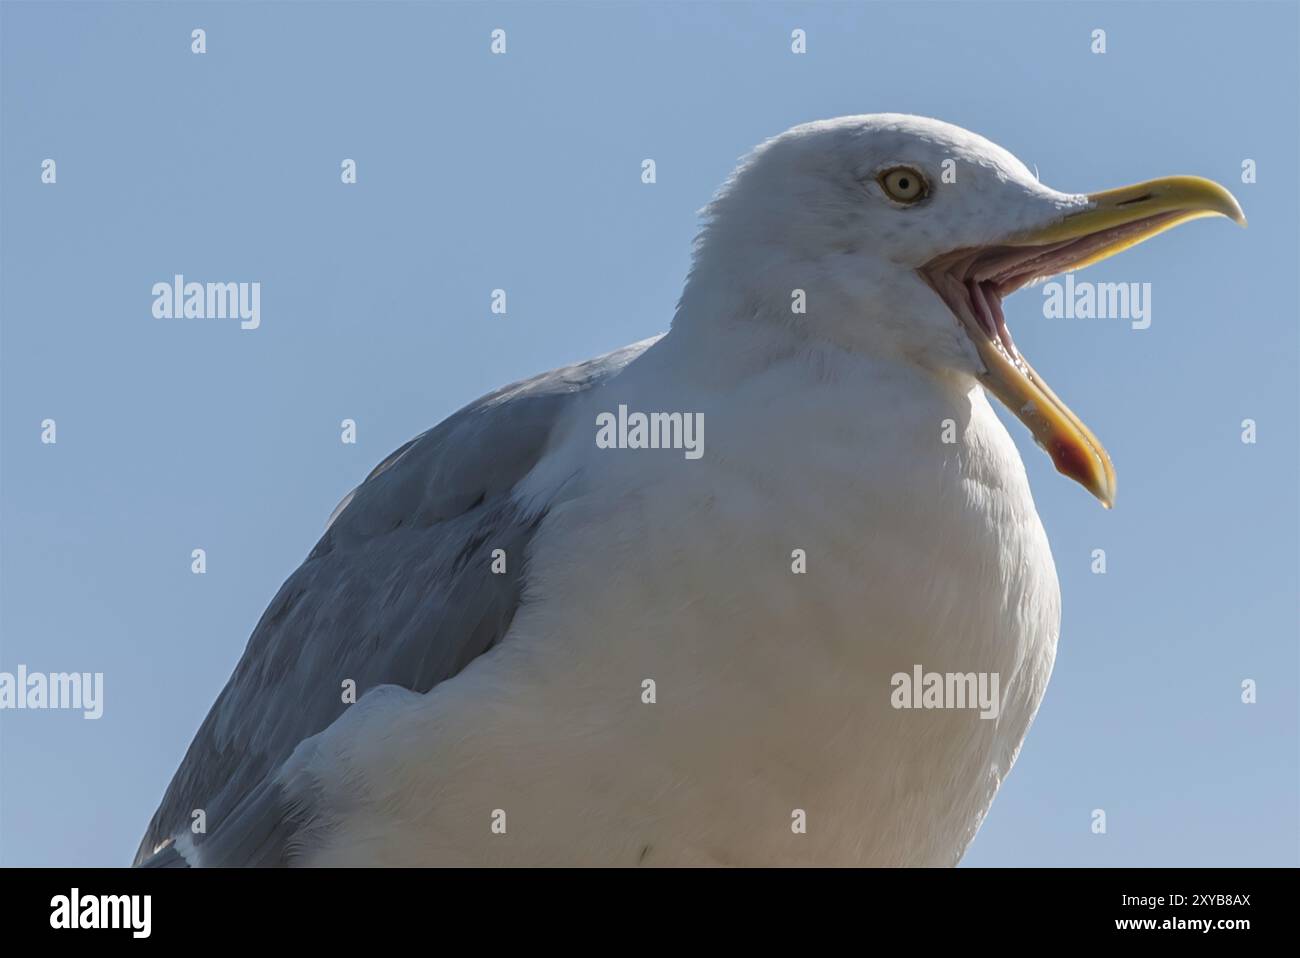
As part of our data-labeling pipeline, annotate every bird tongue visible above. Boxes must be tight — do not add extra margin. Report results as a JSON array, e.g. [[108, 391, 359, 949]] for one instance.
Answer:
[[967, 279, 1019, 361]]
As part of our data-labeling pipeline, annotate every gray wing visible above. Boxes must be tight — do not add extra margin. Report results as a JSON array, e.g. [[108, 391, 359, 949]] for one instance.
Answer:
[[134, 338, 657, 866]]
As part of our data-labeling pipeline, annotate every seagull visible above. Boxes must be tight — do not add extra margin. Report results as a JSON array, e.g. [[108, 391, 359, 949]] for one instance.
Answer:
[[137, 114, 1243, 867]]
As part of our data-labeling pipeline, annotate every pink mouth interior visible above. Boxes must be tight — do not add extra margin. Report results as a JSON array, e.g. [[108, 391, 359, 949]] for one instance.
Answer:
[[921, 211, 1183, 368], [966, 278, 1016, 360]]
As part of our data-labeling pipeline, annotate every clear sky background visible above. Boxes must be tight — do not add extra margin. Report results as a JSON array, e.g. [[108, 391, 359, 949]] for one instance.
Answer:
[[1, 1, 1296, 867]]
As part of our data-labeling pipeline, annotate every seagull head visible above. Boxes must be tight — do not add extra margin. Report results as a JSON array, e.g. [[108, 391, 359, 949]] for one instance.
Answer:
[[687, 114, 1245, 507]]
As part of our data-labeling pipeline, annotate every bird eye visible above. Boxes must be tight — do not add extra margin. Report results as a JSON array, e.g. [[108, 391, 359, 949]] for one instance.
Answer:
[[878, 167, 928, 204]]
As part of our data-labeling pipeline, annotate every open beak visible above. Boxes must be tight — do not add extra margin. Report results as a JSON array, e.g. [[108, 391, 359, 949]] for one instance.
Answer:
[[920, 175, 1245, 508]]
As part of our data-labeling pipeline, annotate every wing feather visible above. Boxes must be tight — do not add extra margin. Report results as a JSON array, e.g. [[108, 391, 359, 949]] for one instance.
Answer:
[[134, 339, 656, 865]]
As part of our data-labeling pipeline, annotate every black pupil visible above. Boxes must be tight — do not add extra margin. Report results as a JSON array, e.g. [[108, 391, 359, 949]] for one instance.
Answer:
[[898, 178, 910, 189]]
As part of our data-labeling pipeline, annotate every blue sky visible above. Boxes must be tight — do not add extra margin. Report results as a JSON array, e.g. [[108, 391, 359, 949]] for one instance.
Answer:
[[1, 1, 1296, 866]]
